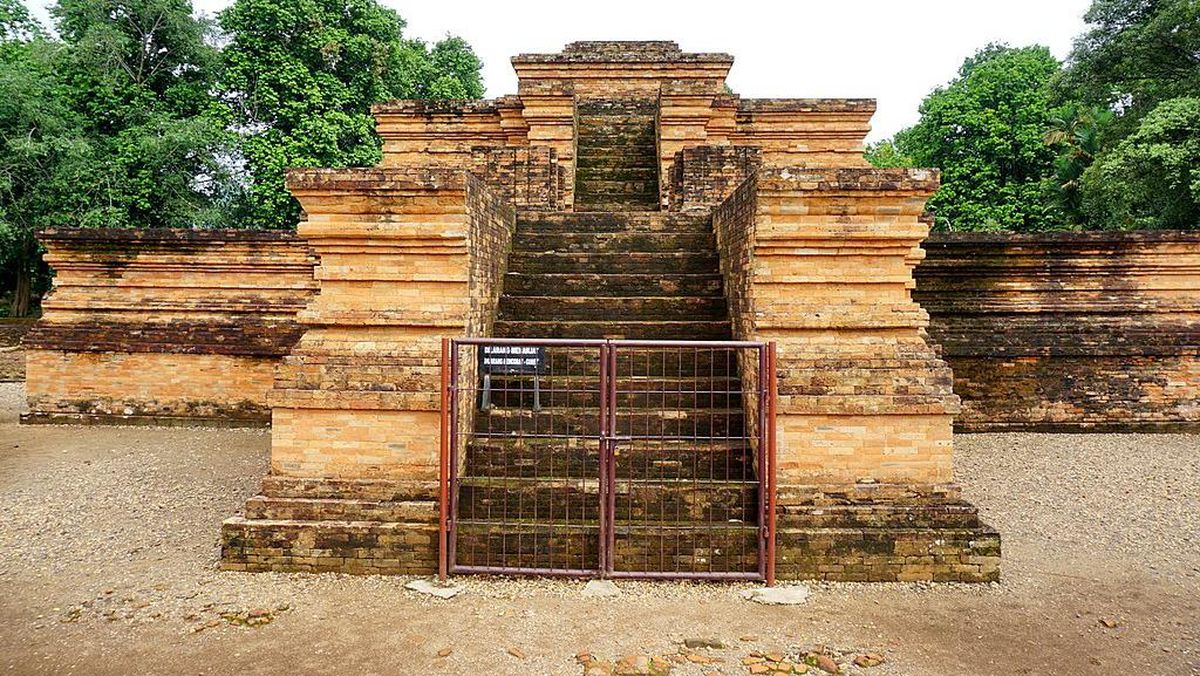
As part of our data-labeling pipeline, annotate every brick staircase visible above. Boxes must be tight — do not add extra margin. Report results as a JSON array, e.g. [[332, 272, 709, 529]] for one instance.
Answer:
[[573, 98, 660, 212], [454, 207, 763, 575]]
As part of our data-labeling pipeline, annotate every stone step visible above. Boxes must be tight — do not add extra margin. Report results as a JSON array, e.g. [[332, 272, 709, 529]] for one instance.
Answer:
[[453, 520, 601, 572], [778, 502, 984, 529], [452, 521, 760, 574], [512, 231, 714, 254], [576, 117, 656, 130], [575, 154, 661, 170], [221, 517, 437, 575], [465, 438, 755, 480], [576, 139, 657, 152], [575, 179, 659, 194], [506, 251, 719, 275], [493, 319, 732, 340], [612, 525, 761, 574], [456, 477, 760, 524], [577, 98, 657, 115], [574, 167, 660, 183], [515, 212, 710, 233], [242, 496, 434, 522], [503, 272, 723, 297], [470, 388, 743, 411], [574, 127, 655, 140], [473, 406, 746, 436], [571, 199, 660, 212], [498, 296, 727, 321], [504, 349, 738, 377]]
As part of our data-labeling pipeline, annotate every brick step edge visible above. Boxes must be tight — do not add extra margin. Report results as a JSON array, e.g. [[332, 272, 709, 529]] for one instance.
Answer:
[[243, 496, 437, 522], [776, 524, 1001, 583], [20, 411, 270, 428], [220, 517, 438, 575]]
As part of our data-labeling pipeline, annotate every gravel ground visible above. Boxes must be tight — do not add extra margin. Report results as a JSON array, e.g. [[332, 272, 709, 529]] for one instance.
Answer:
[[0, 381, 1197, 675]]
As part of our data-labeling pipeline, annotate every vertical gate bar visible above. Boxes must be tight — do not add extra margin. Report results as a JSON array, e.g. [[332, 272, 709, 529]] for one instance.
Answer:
[[598, 343, 609, 575], [439, 337, 450, 581], [607, 343, 618, 574], [756, 345, 768, 580], [448, 341, 460, 572], [767, 341, 778, 586]]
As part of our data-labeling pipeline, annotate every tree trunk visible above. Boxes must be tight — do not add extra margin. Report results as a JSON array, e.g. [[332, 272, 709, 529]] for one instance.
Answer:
[[10, 265, 31, 318]]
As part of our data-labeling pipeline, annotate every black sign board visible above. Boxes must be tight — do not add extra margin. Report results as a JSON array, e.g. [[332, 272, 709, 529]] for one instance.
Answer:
[[479, 345, 547, 374]]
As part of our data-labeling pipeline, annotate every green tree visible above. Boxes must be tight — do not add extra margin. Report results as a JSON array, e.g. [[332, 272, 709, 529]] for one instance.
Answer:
[[891, 44, 1065, 231], [219, 0, 484, 229], [50, 0, 234, 230], [1057, 0, 1200, 134], [0, 4, 85, 316], [1044, 103, 1114, 225], [864, 139, 913, 168], [1081, 96, 1200, 230], [0, 0, 41, 43]]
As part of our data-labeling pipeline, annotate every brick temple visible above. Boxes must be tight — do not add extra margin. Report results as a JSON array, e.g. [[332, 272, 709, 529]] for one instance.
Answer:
[[209, 41, 1000, 582]]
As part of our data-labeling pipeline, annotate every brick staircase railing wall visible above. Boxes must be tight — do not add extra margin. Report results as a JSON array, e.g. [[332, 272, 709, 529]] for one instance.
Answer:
[[21, 229, 317, 426], [916, 231, 1200, 432]]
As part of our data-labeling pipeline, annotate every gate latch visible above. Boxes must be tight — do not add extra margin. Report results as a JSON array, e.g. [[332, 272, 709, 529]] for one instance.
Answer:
[[603, 434, 632, 456]]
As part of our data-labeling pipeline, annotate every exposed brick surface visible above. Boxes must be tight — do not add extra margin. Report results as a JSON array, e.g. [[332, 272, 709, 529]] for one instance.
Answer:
[[668, 145, 762, 212], [0, 319, 34, 381], [917, 232, 1200, 432], [24, 230, 316, 425]]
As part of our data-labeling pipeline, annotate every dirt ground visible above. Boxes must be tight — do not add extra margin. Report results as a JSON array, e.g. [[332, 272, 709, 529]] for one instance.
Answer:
[[0, 381, 1196, 675]]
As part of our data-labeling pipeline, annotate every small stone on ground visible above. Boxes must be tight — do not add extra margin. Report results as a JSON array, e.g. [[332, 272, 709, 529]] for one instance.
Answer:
[[403, 579, 463, 599], [740, 585, 811, 605], [582, 579, 621, 598]]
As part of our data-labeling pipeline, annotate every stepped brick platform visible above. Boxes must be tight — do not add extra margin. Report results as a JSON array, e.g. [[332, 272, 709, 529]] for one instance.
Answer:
[[217, 40, 1000, 582]]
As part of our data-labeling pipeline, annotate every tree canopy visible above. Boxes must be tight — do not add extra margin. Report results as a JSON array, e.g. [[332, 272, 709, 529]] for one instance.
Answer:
[[1082, 96, 1200, 229], [884, 45, 1065, 232], [869, 0, 1200, 233], [0, 0, 484, 315], [219, 0, 484, 229]]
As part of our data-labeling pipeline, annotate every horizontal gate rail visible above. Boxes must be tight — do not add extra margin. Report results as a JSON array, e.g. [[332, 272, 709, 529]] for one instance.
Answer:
[[440, 338, 777, 582]]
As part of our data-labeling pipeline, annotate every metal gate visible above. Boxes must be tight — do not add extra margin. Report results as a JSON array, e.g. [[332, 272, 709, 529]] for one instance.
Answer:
[[439, 338, 776, 582]]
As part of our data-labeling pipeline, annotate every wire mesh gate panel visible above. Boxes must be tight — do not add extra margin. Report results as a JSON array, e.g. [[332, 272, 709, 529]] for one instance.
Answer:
[[443, 338, 774, 580]]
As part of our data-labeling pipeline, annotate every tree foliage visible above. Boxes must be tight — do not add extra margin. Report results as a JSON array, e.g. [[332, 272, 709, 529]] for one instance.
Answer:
[[1044, 103, 1114, 225], [869, 0, 1200, 232], [0, 0, 485, 314], [890, 44, 1065, 232], [0, 31, 84, 315], [1057, 0, 1200, 132], [863, 140, 913, 169], [49, 0, 234, 230], [1082, 96, 1200, 229], [219, 0, 484, 229]]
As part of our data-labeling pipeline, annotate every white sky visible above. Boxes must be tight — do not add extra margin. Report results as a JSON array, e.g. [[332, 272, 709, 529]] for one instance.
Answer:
[[29, 0, 1093, 141]]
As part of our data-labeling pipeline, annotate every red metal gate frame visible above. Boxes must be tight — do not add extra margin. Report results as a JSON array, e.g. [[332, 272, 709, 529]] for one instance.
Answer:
[[439, 337, 777, 583]]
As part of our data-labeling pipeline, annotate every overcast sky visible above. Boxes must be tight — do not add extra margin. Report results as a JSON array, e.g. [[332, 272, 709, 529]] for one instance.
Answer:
[[29, 0, 1094, 141]]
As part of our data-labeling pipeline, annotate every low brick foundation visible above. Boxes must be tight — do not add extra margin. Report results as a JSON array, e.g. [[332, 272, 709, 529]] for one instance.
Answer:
[[776, 484, 1000, 583], [220, 477, 438, 575]]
